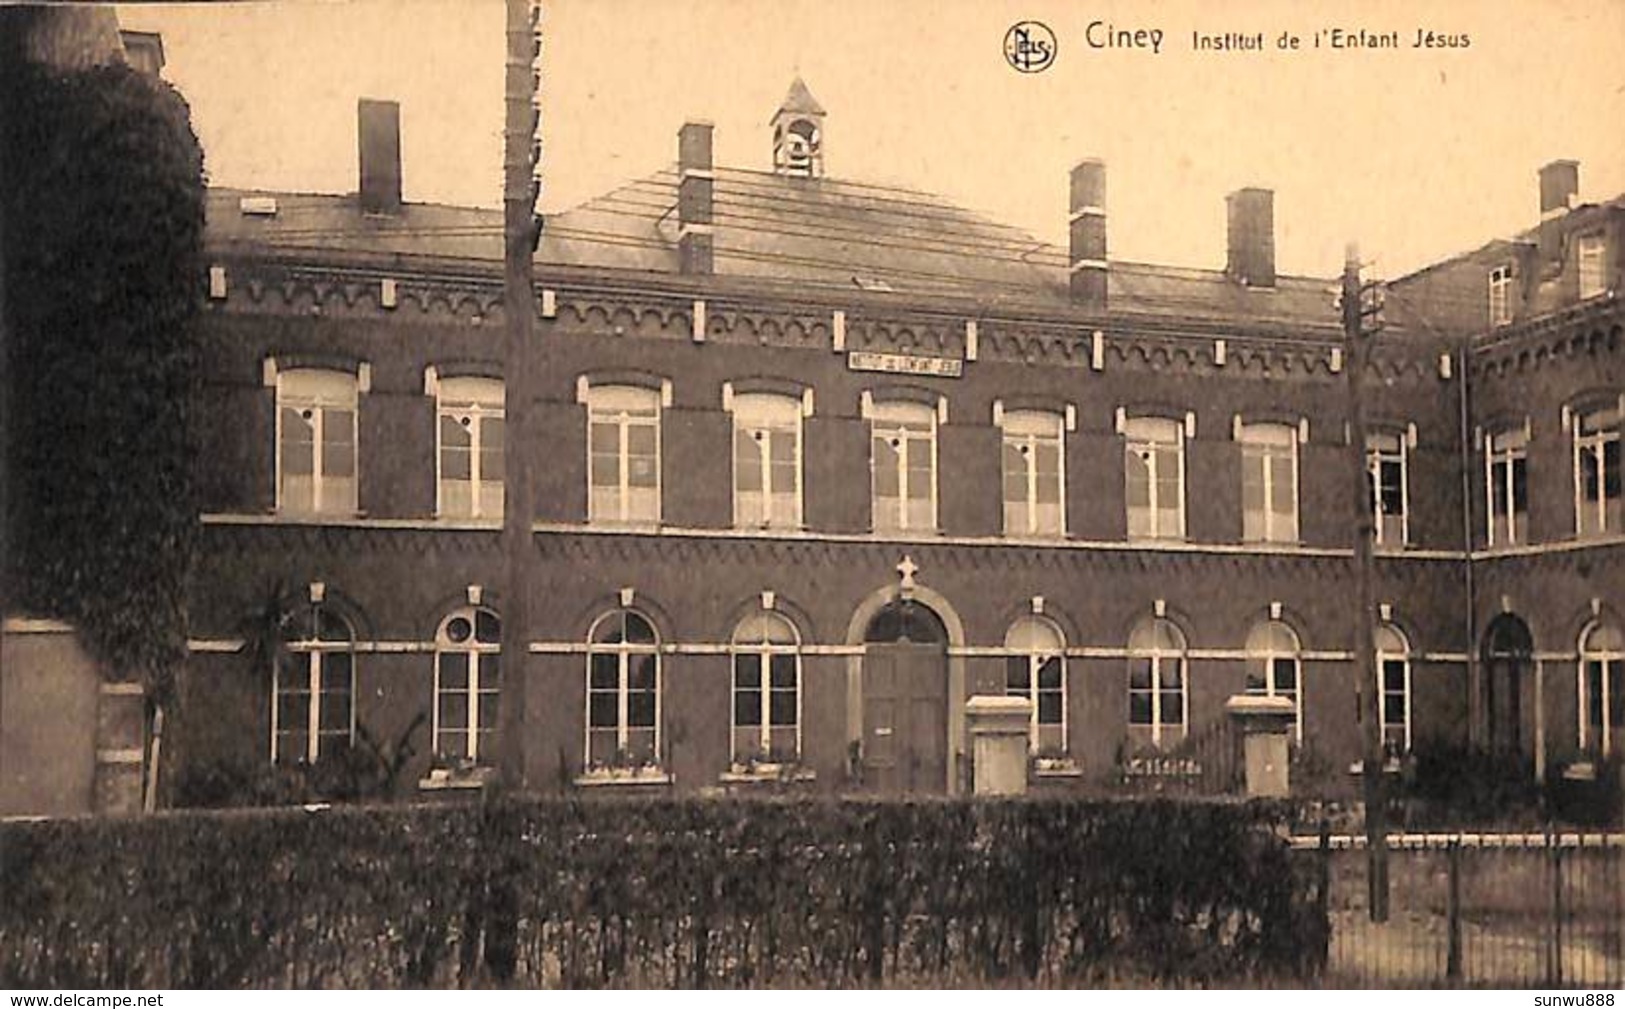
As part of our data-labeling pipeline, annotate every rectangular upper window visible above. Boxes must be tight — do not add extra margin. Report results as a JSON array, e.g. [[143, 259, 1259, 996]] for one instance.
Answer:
[[870, 400, 936, 533], [437, 377, 504, 520], [1575, 404, 1622, 538], [1485, 426, 1528, 547], [276, 369, 358, 516], [1578, 233, 1607, 300], [1123, 417, 1184, 541], [1001, 410, 1065, 537], [1366, 430, 1409, 547], [1239, 422, 1299, 544], [731, 393, 803, 529], [586, 385, 661, 525], [1488, 265, 1513, 327]]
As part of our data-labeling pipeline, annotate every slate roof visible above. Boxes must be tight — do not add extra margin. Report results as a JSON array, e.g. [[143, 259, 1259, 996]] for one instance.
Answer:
[[205, 164, 1342, 329], [775, 77, 826, 118]]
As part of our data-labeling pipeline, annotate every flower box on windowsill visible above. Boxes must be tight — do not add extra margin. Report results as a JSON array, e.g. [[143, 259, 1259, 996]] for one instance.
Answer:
[[573, 765, 674, 788], [418, 764, 496, 791], [718, 762, 817, 785], [1032, 756, 1083, 779], [1347, 757, 1404, 776]]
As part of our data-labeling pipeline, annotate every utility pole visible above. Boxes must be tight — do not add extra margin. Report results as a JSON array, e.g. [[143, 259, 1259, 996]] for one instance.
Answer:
[[497, 0, 543, 789], [1343, 242, 1389, 922]]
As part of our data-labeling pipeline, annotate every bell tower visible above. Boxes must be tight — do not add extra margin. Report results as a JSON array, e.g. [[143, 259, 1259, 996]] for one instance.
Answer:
[[771, 76, 825, 178]]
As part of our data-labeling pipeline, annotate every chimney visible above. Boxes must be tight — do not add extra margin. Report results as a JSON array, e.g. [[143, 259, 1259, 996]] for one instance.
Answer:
[[357, 98, 402, 215], [1539, 160, 1579, 219], [1225, 187, 1276, 288], [1068, 160, 1107, 310], [678, 121, 714, 276]]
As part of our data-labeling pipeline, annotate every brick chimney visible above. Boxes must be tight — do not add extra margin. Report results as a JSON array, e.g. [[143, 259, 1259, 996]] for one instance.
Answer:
[[677, 121, 714, 276], [1068, 159, 1107, 310], [357, 98, 402, 215], [1539, 160, 1579, 219], [1225, 188, 1275, 288]]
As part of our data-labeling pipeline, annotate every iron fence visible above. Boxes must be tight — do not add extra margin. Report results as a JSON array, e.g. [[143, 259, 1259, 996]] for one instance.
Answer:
[[1292, 830, 1625, 987]]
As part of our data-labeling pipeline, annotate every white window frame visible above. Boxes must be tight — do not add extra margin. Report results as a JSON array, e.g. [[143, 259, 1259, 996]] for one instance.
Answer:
[[270, 607, 356, 764], [432, 606, 501, 764], [584, 610, 662, 766], [869, 400, 938, 533], [1578, 233, 1607, 300], [1579, 622, 1623, 758], [436, 377, 505, 520], [586, 385, 662, 526], [1123, 416, 1186, 541], [1484, 426, 1529, 547], [1239, 422, 1300, 544], [1005, 616, 1067, 754], [1128, 618, 1188, 747], [1375, 623, 1411, 752], [1245, 621, 1303, 743], [730, 393, 804, 530], [275, 369, 359, 516], [1001, 410, 1067, 538], [1573, 404, 1622, 538], [729, 611, 803, 764], [1488, 264, 1513, 327], [1367, 430, 1410, 547]]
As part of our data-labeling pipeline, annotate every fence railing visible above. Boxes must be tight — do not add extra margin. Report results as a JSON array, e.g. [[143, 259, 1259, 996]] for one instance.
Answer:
[[1291, 830, 1625, 987], [1113, 714, 1242, 796]]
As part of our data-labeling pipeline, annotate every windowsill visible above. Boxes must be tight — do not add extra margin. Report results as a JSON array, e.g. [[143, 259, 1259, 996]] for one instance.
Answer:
[[574, 767, 674, 787], [1032, 758, 1083, 778], [418, 765, 496, 791], [1563, 762, 1598, 782], [431, 514, 503, 527], [719, 763, 817, 784], [585, 520, 664, 534], [1348, 758, 1404, 776]]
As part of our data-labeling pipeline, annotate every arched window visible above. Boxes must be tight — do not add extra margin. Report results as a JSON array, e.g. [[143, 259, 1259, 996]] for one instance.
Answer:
[[273, 605, 355, 764], [730, 611, 801, 764], [586, 610, 660, 766], [1246, 621, 1303, 742], [1128, 617, 1187, 746], [433, 607, 500, 763], [1375, 623, 1411, 751], [1006, 616, 1066, 754], [1579, 622, 1623, 757]]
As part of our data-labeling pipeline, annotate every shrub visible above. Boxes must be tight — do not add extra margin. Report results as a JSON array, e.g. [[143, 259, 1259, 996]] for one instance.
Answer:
[[0, 796, 1326, 988]]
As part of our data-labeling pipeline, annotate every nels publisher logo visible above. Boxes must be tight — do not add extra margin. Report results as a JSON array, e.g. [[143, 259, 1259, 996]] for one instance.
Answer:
[[1004, 21, 1056, 73]]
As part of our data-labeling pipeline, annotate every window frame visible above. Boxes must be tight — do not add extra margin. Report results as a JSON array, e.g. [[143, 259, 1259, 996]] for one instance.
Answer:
[[729, 610, 803, 764], [275, 368, 360, 517], [436, 376, 505, 520], [1579, 621, 1623, 758], [1000, 410, 1067, 538], [1484, 425, 1529, 547], [1239, 422, 1300, 544], [1578, 232, 1607, 301], [869, 399, 938, 534], [1127, 617, 1188, 747], [1375, 623, 1411, 752], [1367, 430, 1410, 548], [1123, 416, 1187, 542], [270, 606, 356, 764], [730, 393, 804, 530], [584, 610, 662, 767], [1488, 264, 1513, 327], [432, 606, 501, 764], [585, 385, 662, 526], [1572, 403, 1622, 538], [1005, 616, 1067, 755], [1245, 620, 1303, 743]]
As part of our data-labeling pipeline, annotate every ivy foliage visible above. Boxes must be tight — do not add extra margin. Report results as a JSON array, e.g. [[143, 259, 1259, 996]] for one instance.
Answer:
[[0, 796, 1327, 987], [2, 59, 205, 696]]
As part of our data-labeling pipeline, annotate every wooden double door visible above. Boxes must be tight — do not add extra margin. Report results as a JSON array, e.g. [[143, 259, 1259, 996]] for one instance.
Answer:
[[861, 642, 948, 794]]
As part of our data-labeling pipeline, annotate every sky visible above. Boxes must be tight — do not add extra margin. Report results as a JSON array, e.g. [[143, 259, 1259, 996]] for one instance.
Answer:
[[116, 0, 1625, 279]]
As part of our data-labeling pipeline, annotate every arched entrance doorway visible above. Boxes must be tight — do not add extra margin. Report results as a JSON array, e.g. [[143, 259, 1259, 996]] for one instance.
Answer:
[[1481, 613, 1533, 755], [861, 599, 949, 794]]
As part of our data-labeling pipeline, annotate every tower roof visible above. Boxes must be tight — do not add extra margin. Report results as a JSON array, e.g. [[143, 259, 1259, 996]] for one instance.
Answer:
[[775, 76, 826, 118]]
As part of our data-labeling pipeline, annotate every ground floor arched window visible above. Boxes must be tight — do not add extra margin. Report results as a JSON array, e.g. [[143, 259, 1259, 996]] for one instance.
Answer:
[[1579, 621, 1623, 758]]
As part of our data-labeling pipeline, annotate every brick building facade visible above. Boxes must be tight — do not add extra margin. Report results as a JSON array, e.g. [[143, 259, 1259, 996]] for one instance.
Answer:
[[175, 81, 1622, 799]]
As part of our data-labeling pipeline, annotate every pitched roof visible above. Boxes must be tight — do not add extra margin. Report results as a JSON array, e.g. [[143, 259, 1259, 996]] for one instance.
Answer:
[[776, 76, 825, 117], [204, 166, 1340, 329]]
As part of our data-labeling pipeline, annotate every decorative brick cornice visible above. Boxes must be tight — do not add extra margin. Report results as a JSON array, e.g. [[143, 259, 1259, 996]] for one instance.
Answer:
[[1469, 302, 1623, 380]]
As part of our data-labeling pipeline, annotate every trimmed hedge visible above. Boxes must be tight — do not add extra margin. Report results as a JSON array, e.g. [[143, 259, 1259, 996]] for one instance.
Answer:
[[0, 797, 1326, 988]]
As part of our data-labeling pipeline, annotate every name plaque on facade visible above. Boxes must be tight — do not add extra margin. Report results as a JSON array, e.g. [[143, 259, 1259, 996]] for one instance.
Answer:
[[846, 351, 963, 378]]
